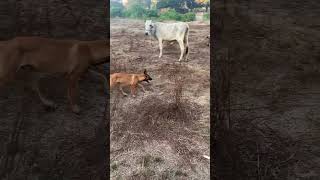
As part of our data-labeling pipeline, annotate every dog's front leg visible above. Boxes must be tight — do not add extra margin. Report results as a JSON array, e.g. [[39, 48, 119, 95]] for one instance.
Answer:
[[68, 75, 81, 114], [130, 84, 137, 97], [138, 83, 146, 92], [119, 85, 128, 96]]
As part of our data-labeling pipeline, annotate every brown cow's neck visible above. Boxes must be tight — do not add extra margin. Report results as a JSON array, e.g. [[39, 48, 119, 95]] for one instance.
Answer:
[[85, 40, 109, 65]]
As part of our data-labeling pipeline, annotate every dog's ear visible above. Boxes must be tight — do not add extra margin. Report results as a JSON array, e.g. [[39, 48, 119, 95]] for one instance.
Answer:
[[144, 69, 147, 74]]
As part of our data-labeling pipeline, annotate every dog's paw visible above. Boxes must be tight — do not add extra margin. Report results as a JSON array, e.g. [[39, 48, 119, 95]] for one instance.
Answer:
[[44, 104, 58, 112], [71, 105, 81, 114]]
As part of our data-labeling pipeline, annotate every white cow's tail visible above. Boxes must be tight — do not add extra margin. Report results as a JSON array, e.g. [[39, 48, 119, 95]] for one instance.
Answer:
[[184, 25, 189, 56]]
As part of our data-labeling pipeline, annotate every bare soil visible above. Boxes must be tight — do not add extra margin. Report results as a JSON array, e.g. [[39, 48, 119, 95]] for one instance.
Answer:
[[213, 0, 320, 179], [110, 18, 210, 179], [0, 68, 107, 179]]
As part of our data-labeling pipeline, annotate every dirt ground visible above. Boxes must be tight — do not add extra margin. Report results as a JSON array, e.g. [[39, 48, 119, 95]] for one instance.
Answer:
[[213, 0, 320, 179], [110, 18, 210, 179], [0, 67, 107, 179], [0, 1, 108, 179]]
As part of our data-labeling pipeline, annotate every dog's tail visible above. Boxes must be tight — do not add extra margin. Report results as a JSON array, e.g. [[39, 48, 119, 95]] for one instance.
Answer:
[[88, 69, 108, 91]]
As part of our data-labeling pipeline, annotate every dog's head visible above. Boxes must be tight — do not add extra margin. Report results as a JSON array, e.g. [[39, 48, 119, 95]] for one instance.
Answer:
[[142, 69, 152, 83]]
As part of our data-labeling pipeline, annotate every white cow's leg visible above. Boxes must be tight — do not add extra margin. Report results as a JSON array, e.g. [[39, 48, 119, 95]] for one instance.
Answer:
[[158, 39, 163, 58], [177, 39, 185, 61]]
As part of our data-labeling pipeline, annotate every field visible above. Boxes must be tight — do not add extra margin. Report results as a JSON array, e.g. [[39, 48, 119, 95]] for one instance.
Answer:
[[0, 65, 107, 179], [0, 1, 109, 178], [110, 18, 210, 179], [213, 0, 320, 179]]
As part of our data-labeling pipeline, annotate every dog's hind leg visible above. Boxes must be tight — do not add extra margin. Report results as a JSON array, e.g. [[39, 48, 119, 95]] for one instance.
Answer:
[[88, 69, 108, 91], [119, 85, 128, 96], [30, 76, 57, 109], [67, 73, 82, 114]]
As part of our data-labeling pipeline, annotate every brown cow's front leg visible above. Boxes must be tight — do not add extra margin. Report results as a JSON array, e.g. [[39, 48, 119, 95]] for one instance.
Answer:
[[68, 74, 81, 114]]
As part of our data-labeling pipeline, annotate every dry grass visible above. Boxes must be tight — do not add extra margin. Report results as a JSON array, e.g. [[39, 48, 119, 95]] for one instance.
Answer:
[[110, 19, 210, 179], [213, 0, 320, 179]]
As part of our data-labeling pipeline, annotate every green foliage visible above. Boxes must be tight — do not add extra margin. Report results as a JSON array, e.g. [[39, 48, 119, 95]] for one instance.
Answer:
[[159, 9, 182, 21], [158, 9, 195, 22], [110, 0, 195, 21], [203, 13, 210, 21], [110, 1, 124, 17], [124, 2, 147, 18], [181, 12, 195, 22], [145, 9, 158, 18], [157, 0, 200, 13]]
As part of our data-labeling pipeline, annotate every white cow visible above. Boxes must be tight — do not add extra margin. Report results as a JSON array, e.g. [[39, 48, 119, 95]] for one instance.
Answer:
[[144, 20, 189, 61]]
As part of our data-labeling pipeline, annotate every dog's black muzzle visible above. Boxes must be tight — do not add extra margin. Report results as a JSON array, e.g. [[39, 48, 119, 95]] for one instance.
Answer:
[[144, 78, 152, 83]]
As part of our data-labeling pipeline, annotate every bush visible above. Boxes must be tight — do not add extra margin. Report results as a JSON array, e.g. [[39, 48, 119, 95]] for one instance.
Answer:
[[111, 6, 124, 17], [159, 9, 195, 22], [158, 9, 182, 21], [124, 2, 146, 18], [181, 12, 196, 22], [110, 1, 124, 17], [203, 13, 210, 21], [145, 9, 158, 18]]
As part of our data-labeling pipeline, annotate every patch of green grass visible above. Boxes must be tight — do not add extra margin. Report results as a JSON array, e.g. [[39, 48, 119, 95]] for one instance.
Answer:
[[132, 168, 156, 179], [203, 13, 210, 21], [161, 169, 188, 179], [139, 154, 164, 168], [111, 162, 118, 172], [154, 157, 164, 163]]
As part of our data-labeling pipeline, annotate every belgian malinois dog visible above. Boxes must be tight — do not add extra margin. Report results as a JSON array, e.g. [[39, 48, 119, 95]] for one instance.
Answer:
[[110, 69, 152, 97], [0, 36, 109, 114]]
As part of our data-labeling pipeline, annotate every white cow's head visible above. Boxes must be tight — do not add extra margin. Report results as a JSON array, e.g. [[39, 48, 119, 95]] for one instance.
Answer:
[[145, 20, 155, 36]]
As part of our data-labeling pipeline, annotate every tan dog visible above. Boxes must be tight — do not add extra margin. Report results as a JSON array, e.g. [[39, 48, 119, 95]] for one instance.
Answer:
[[110, 69, 152, 97], [0, 36, 109, 114]]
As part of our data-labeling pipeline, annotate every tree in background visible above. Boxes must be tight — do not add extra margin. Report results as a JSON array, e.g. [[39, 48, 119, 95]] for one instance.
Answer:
[[111, 0, 125, 17], [145, 0, 152, 9], [157, 0, 200, 14], [151, 0, 158, 9], [195, 0, 210, 12]]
